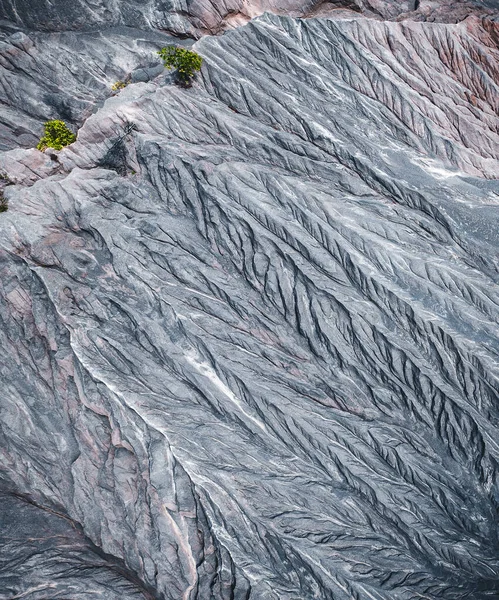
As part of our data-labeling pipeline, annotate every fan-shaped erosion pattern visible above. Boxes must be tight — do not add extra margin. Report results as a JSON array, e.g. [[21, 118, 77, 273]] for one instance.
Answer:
[[0, 6, 498, 600]]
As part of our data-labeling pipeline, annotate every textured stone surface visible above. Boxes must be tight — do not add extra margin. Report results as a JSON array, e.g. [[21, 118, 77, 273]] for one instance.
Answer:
[[0, 25, 188, 151], [1, 0, 497, 35], [0, 3, 499, 600]]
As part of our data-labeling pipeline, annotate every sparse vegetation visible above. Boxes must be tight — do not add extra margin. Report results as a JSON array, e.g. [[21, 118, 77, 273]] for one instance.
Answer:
[[112, 79, 129, 92], [157, 46, 203, 85], [0, 192, 8, 213], [37, 120, 76, 152], [97, 121, 137, 176], [0, 172, 10, 183]]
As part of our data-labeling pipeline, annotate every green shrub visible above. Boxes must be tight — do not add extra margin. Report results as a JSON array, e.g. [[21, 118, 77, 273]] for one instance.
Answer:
[[157, 46, 203, 84], [37, 120, 76, 151]]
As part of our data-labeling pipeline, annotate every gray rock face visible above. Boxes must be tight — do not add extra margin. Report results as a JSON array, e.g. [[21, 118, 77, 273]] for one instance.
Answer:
[[0, 26, 188, 151], [1, 0, 497, 35], [0, 4, 499, 600]]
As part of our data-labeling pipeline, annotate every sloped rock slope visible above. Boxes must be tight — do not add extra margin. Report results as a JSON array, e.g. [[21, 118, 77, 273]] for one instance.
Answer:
[[0, 10, 499, 600]]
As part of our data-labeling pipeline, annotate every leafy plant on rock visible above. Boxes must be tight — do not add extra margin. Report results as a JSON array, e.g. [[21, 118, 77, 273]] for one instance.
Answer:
[[37, 120, 76, 151], [157, 46, 203, 85]]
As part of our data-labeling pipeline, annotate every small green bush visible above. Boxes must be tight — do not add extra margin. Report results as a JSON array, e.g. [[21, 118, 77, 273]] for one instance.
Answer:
[[157, 46, 203, 84], [37, 120, 76, 151]]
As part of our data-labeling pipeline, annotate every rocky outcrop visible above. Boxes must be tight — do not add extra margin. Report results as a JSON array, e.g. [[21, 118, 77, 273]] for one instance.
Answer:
[[0, 4, 498, 600]]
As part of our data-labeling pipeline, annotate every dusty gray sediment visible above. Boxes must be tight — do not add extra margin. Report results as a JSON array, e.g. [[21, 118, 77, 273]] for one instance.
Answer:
[[0, 3, 498, 600]]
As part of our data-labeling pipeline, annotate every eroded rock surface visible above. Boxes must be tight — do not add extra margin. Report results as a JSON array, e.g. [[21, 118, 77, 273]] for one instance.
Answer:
[[0, 0, 497, 36], [0, 4, 498, 600], [0, 25, 187, 151]]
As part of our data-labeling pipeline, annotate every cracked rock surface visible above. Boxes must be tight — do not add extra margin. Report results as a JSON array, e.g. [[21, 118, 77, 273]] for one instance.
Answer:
[[0, 3, 499, 600]]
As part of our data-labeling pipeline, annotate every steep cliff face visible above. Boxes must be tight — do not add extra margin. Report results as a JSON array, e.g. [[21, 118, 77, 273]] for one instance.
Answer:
[[0, 3, 498, 600]]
